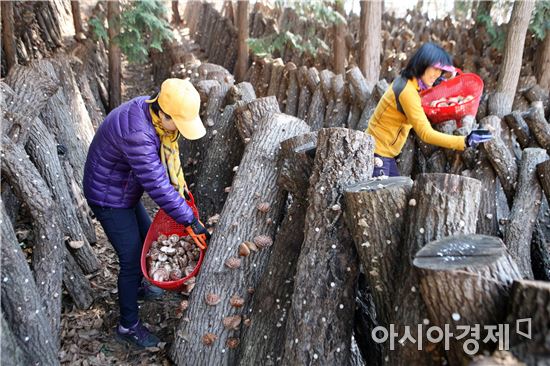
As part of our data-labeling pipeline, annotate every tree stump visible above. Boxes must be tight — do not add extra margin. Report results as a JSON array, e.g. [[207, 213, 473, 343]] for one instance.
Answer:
[[282, 128, 375, 366], [504, 148, 549, 279], [170, 113, 310, 365], [506, 280, 550, 364], [393, 173, 482, 365], [239, 132, 318, 365], [0, 202, 61, 366], [414, 234, 523, 365]]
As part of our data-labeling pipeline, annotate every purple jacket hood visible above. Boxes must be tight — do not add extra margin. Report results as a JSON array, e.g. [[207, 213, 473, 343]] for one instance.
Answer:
[[83, 96, 194, 225]]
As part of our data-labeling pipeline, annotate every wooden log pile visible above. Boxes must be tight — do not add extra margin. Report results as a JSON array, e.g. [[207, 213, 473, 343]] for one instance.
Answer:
[[1, 55, 103, 362]]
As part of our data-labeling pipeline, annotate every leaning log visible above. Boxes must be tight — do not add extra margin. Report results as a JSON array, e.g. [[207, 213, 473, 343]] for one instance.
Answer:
[[1, 136, 64, 347], [537, 160, 550, 205], [414, 234, 523, 365], [393, 173, 482, 365], [1, 311, 27, 366], [523, 101, 550, 150], [503, 111, 532, 149], [170, 113, 310, 365], [234, 96, 280, 142], [283, 128, 375, 366], [239, 132, 318, 365], [284, 63, 299, 116], [0, 202, 61, 366], [504, 148, 549, 279]]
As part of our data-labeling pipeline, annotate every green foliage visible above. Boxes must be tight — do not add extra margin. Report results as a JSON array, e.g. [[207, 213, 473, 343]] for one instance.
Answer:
[[476, 8, 506, 51], [248, 1, 339, 59], [87, 0, 173, 64], [529, 0, 550, 40]]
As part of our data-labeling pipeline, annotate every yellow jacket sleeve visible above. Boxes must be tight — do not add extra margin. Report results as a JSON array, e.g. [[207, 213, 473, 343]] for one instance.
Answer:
[[399, 86, 466, 151]]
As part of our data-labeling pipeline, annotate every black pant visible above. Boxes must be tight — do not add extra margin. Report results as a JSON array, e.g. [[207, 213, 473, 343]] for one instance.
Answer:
[[89, 202, 151, 327], [372, 154, 400, 177]]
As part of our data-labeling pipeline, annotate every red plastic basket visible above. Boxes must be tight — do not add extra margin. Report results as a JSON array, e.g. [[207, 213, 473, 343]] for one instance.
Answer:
[[140, 194, 204, 291], [420, 70, 484, 124]]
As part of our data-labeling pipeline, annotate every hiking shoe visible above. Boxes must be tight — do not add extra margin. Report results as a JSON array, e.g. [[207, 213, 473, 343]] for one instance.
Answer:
[[138, 279, 165, 301], [115, 320, 161, 349]]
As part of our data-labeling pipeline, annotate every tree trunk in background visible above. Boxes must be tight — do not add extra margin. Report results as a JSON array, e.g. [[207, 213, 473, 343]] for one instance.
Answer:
[[535, 33, 550, 90], [172, 1, 182, 25], [415, 234, 523, 365], [70, 1, 85, 39], [170, 114, 309, 365], [108, 0, 121, 111], [1, 1, 17, 72], [488, 0, 535, 117], [235, 1, 249, 82], [359, 1, 381, 88], [333, 2, 346, 75], [282, 128, 374, 366]]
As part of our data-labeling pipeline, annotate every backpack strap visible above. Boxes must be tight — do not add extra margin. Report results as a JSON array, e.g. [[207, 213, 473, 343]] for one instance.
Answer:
[[392, 76, 407, 115]]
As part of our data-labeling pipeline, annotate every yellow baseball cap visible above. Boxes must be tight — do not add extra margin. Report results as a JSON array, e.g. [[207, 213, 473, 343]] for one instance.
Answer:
[[146, 78, 206, 140]]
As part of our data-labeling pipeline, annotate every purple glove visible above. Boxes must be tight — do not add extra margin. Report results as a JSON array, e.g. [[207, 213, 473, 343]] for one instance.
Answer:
[[466, 129, 493, 148]]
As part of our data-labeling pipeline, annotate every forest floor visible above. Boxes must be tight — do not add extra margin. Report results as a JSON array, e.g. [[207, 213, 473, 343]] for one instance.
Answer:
[[58, 26, 207, 366]]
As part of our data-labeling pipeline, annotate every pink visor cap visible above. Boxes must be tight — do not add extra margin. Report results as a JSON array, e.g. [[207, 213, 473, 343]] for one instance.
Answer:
[[433, 62, 457, 76]]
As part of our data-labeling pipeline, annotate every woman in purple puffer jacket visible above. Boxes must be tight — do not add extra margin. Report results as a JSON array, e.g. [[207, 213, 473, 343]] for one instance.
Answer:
[[83, 78, 209, 348]]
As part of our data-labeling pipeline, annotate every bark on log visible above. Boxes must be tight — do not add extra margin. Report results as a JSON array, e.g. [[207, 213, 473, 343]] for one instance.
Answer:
[[170, 114, 310, 365], [344, 177, 414, 363], [70, 1, 85, 38], [537, 160, 550, 205], [238, 133, 317, 364], [414, 234, 523, 365], [524, 101, 550, 151], [1, 311, 27, 366], [473, 152, 500, 236], [25, 117, 99, 275], [3, 66, 59, 145], [234, 96, 280, 142], [1, 136, 64, 349], [306, 85, 326, 131], [283, 128, 375, 366], [524, 85, 549, 110], [325, 74, 349, 128], [36, 58, 95, 184], [506, 279, 550, 364], [1, 2, 18, 72], [347, 66, 371, 108], [503, 111, 532, 149], [397, 133, 416, 176], [284, 63, 299, 116], [0, 202, 61, 366], [479, 116, 518, 204], [297, 66, 312, 120], [267, 58, 285, 99], [226, 82, 256, 106], [235, 0, 249, 82], [393, 173, 482, 365], [504, 148, 549, 279]]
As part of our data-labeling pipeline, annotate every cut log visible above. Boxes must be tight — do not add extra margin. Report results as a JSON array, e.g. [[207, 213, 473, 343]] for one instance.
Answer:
[[506, 280, 550, 364], [397, 133, 416, 176], [523, 101, 550, 151], [296, 66, 312, 120], [234, 0, 248, 82], [393, 173, 482, 365], [503, 111, 532, 149], [170, 113, 310, 365], [524, 84, 549, 110], [2, 67, 59, 145], [1, 2, 17, 72], [0, 202, 61, 366], [479, 116, 518, 204], [473, 152, 500, 236], [267, 58, 285, 98], [325, 74, 350, 128], [226, 81, 256, 106], [238, 133, 317, 364], [283, 128, 375, 365], [414, 234, 523, 365], [36, 58, 95, 184], [306, 84, 326, 131], [1, 311, 27, 366], [195, 79, 221, 103], [284, 63, 299, 116], [25, 117, 100, 274], [537, 159, 550, 205], [1, 136, 64, 346], [234, 96, 280, 142], [344, 177, 414, 363], [504, 148, 549, 279], [347, 66, 371, 108], [275, 62, 293, 111]]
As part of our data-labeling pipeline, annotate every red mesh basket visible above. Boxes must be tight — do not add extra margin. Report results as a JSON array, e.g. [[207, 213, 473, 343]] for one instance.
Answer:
[[140, 195, 204, 291], [420, 70, 484, 124]]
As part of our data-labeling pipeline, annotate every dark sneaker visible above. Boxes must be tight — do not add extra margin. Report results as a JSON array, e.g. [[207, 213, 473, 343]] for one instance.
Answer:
[[115, 320, 161, 349], [138, 279, 165, 301]]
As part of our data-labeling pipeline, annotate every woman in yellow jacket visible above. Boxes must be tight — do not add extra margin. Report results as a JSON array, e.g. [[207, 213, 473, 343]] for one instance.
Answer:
[[367, 43, 492, 177]]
